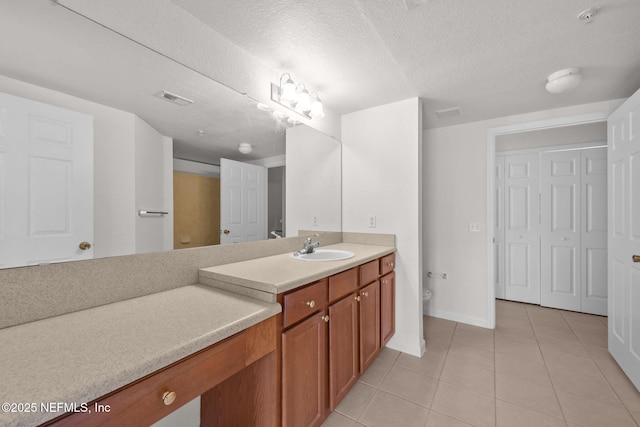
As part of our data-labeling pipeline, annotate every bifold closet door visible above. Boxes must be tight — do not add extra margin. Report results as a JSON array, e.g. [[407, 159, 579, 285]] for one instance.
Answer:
[[540, 151, 581, 311], [540, 148, 607, 315], [581, 147, 608, 316], [504, 154, 540, 304]]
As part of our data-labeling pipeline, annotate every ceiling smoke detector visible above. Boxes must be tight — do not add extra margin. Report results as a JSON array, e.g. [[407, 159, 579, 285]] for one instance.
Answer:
[[577, 7, 599, 24]]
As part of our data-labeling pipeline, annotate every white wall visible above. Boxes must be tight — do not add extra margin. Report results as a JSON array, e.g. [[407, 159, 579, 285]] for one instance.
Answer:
[[134, 116, 174, 254], [286, 125, 342, 236], [422, 98, 625, 328], [342, 98, 424, 357]]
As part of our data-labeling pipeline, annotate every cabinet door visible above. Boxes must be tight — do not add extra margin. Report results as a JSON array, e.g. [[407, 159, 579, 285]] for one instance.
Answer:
[[359, 281, 380, 372], [282, 312, 327, 427], [380, 272, 395, 346], [328, 293, 359, 410]]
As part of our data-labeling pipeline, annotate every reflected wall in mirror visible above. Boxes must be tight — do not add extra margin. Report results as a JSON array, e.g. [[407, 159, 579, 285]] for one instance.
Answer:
[[0, 1, 341, 269]]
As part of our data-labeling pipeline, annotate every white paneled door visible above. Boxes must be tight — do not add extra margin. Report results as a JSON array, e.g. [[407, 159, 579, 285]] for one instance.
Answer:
[[494, 156, 506, 299], [581, 148, 608, 315], [0, 91, 93, 269], [608, 89, 640, 390], [540, 150, 581, 312], [219, 158, 267, 244], [504, 153, 541, 304]]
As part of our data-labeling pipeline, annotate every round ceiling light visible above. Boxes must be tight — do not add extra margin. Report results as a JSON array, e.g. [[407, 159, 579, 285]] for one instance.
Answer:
[[238, 143, 252, 154], [546, 68, 582, 94]]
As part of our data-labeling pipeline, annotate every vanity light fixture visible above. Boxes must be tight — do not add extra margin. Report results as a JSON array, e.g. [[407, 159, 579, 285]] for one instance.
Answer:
[[271, 73, 324, 120], [238, 143, 253, 154], [545, 68, 582, 94], [309, 92, 325, 118]]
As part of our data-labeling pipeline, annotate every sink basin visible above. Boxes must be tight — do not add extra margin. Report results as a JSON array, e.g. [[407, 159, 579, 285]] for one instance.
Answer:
[[292, 249, 355, 262]]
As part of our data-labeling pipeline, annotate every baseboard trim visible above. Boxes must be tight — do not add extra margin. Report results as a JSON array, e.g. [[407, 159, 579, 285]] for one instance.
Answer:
[[423, 308, 492, 330], [386, 334, 425, 357]]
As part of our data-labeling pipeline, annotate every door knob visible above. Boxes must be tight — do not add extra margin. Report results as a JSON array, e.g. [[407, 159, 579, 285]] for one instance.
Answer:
[[222, 229, 230, 234], [78, 242, 91, 250], [633, 255, 640, 263]]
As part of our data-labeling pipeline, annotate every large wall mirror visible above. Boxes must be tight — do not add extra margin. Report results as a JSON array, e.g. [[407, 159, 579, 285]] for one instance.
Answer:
[[0, 1, 342, 269]]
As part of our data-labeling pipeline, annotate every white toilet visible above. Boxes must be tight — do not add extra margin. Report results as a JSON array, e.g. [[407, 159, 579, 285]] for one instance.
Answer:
[[422, 287, 433, 314]]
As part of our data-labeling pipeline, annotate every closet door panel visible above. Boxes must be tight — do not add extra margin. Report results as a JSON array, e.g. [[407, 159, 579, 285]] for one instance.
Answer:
[[504, 153, 540, 304], [541, 151, 581, 311], [581, 147, 608, 315]]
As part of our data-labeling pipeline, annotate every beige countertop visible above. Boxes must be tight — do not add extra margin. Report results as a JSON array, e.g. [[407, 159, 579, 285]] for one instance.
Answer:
[[199, 243, 395, 298], [0, 285, 280, 427]]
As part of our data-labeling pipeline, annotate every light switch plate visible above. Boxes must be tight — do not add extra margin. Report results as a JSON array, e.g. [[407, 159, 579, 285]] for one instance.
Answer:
[[369, 215, 376, 228]]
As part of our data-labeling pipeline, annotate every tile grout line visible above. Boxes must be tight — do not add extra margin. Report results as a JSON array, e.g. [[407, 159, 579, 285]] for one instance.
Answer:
[[522, 304, 572, 426]]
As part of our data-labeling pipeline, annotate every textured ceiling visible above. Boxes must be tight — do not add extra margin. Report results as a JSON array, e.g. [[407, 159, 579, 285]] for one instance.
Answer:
[[173, 0, 640, 128], [0, 0, 287, 165], [2, 0, 639, 166]]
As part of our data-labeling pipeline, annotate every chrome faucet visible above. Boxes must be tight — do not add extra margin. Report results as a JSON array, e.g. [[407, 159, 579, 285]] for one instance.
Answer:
[[298, 237, 320, 254]]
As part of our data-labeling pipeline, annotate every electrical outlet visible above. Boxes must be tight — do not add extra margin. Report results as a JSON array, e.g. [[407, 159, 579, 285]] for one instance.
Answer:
[[313, 216, 319, 226], [469, 222, 481, 232], [368, 214, 376, 228]]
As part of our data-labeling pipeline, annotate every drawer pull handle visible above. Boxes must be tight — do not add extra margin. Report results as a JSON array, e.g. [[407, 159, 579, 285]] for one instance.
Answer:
[[362, 291, 369, 297], [355, 295, 361, 302], [306, 300, 315, 308], [162, 391, 177, 406], [388, 262, 394, 268], [322, 315, 329, 322]]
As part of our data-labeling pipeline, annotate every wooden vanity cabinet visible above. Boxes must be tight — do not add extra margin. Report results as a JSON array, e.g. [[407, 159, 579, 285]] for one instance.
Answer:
[[279, 253, 396, 427], [358, 280, 380, 372], [381, 271, 396, 346], [328, 269, 359, 410], [282, 311, 328, 427]]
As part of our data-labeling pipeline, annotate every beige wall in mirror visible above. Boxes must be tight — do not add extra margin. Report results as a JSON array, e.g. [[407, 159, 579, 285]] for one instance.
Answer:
[[0, 1, 342, 270]]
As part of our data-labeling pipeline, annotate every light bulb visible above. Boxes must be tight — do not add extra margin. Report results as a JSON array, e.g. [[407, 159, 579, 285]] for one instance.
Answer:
[[309, 93, 325, 118], [295, 87, 311, 112], [280, 77, 297, 104]]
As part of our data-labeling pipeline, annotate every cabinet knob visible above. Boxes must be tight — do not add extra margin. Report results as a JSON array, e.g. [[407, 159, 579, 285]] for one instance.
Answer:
[[382, 279, 387, 285], [306, 300, 315, 308], [362, 291, 369, 297], [355, 295, 361, 302], [162, 391, 176, 406], [389, 262, 394, 268], [322, 315, 329, 322]]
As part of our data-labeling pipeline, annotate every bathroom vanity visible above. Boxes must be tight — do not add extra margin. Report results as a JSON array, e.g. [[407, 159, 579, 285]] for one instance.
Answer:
[[0, 234, 395, 427], [200, 242, 396, 427]]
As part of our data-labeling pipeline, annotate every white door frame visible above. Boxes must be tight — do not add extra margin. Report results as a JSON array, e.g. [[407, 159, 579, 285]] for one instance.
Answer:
[[486, 111, 609, 328]]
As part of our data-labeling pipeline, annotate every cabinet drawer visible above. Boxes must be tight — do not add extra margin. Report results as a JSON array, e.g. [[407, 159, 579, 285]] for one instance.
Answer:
[[380, 253, 396, 276], [359, 260, 379, 287], [329, 268, 358, 303], [49, 332, 247, 427], [283, 279, 328, 328]]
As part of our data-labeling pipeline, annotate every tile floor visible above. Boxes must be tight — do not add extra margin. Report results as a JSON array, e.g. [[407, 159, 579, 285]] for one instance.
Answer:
[[321, 300, 640, 427]]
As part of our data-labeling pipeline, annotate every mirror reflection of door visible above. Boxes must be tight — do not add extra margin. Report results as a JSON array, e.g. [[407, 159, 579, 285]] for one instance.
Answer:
[[0, 91, 93, 268], [219, 158, 267, 244], [173, 160, 221, 249]]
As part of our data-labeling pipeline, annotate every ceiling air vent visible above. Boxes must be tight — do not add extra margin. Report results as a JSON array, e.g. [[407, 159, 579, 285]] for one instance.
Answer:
[[434, 106, 462, 119], [155, 90, 194, 106], [403, 0, 427, 10]]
